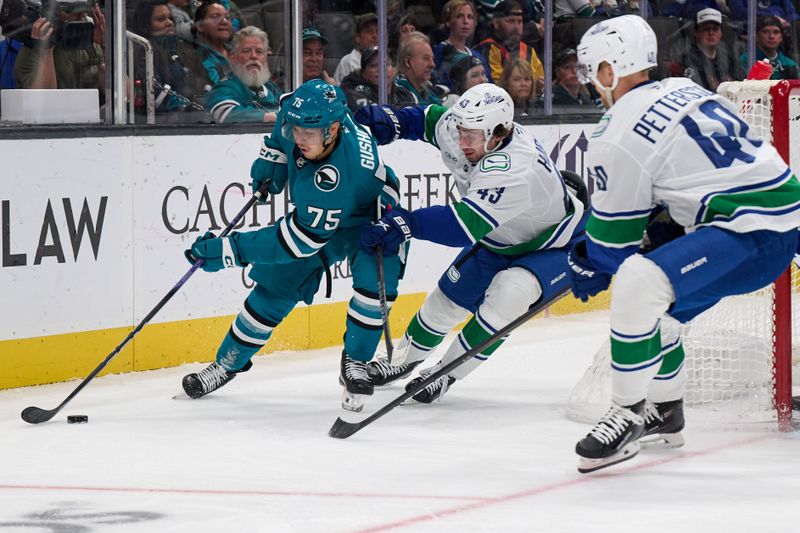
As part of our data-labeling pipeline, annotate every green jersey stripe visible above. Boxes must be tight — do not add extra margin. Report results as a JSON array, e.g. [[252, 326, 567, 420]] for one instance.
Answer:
[[424, 105, 448, 148], [453, 202, 494, 242], [701, 175, 800, 224], [586, 213, 649, 247]]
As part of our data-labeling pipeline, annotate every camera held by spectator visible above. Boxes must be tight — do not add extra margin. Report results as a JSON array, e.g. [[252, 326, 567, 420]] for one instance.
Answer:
[[4, 0, 96, 49]]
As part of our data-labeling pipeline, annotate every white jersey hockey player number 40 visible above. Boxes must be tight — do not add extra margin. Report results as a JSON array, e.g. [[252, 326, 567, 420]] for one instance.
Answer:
[[568, 15, 800, 474]]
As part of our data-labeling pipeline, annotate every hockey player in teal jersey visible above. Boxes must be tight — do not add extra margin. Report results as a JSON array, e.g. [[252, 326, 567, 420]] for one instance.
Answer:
[[356, 84, 586, 404], [182, 79, 403, 412], [568, 16, 800, 473]]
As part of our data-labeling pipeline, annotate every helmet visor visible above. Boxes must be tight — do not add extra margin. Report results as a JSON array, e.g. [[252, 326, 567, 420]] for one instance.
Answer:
[[282, 123, 326, 146]]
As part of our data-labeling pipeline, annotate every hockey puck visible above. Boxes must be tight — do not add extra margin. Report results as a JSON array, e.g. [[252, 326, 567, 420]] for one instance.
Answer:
[[67, 415, 88, 424]]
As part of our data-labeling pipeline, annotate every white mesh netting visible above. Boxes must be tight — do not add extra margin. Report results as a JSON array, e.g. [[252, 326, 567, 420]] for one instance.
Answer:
[[567, 80, 800, 428]]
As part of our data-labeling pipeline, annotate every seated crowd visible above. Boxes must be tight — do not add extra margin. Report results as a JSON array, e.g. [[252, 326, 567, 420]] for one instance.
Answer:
[[1, 0, 798, 124]]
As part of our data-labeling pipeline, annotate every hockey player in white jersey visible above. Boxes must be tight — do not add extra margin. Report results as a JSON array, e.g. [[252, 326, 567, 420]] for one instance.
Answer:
[[569, 15, 800, 473], [355, 84, 586, 403]]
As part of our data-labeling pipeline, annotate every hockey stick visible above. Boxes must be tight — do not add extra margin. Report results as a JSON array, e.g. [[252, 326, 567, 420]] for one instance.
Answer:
[[20, 183, 270, 425], [375, 244, 394, 362], [328, 288, 570, 439]]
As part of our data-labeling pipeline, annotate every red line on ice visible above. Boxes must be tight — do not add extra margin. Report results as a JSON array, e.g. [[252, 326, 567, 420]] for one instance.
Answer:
[[354, 434, 771, 533]]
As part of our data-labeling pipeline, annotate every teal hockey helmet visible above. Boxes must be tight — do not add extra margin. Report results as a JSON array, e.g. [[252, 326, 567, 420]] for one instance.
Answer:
[[281, 79, 349, 144]]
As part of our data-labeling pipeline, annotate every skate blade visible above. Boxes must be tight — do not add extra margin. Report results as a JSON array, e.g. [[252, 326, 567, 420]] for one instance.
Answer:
[[577, 441, 640, 474], [341, 390, 365, 413], [172, 391, 192, 400], [640, 431, 685, 450]]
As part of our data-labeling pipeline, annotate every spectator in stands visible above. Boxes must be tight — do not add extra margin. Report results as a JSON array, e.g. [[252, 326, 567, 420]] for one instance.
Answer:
[[738, 16, 799, 78], [14, 2, 106, 89], [551, 47, 596, 106], [205, 26, 280, 123], [668, 8, 742, 91], [661, 0, 729, 20], [388, 13, 417, 52], [433, 0, 491, 89], [0, 38, 22, 89], [132, 0, 211, 120], [391, 32, 442, 106], [448, 52, 487, 95], [333, 12, 378, 83], [475, 0, 543, 92], [341, 45, 395, 112], [391, 31, 442, 106], [302, 27, 336, 84], [167, 0, 194, 40], [729, 0, 798, 24], [554, 0, 594, 21], [499, 56, 535, 115], [192, 0, 233, 84]]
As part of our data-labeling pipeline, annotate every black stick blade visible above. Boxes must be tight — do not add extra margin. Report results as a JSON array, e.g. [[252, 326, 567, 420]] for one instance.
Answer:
[[21, 406, 56, 424], [328, 417, 362, 439]]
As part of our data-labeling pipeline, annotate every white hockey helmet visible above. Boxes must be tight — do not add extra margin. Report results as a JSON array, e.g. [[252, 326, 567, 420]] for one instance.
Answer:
[[451, 83, 514, 143], [576, 15, 657, 91]]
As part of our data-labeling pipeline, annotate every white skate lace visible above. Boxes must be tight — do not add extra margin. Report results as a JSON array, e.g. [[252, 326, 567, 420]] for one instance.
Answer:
[[589, 404, 645, 445], [345, 359, 370, 381], [370, 358, 412, 378], [196, 363, 229, 392], [643, 401, 662, 425], [418, 369, 451, 400]]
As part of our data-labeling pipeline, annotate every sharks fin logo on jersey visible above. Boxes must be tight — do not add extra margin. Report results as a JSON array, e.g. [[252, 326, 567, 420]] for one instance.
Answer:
[[314, 165, 340, 192], [480, 152, 511, 172]]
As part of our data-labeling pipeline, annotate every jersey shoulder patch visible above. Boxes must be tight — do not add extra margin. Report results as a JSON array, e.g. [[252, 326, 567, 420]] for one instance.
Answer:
[[479, 152, 511, 172]]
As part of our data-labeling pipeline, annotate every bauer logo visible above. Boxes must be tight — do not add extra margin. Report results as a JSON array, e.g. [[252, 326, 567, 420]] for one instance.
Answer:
[[314, 165, 340, 192]]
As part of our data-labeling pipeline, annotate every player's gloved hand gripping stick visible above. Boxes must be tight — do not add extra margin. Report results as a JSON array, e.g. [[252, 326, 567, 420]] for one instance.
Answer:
[[20, 181, 272, 425]]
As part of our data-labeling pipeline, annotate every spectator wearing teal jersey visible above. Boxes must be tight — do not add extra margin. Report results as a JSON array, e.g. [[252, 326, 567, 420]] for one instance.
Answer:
[[192, 0, 232, 84], [738, 16, 799, 80], [206, 26, 281, 123], [391, 31, 443, 106]]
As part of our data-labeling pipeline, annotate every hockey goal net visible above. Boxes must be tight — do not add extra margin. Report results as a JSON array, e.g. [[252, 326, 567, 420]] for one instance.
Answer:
[[567, 80, 800, 431]]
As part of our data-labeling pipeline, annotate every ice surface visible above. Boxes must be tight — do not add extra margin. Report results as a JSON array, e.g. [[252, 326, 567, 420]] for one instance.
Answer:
[[1, 311, 798, 532]]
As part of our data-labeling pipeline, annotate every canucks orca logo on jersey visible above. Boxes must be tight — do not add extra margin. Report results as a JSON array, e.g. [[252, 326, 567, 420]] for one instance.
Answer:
[[314, 165, 340, 192]]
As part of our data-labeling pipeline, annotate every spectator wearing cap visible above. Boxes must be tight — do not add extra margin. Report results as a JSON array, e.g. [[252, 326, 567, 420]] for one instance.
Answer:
[[302, 27, 336, 84], [391, 31, 442, 106], [448, 52, 487, 95], [205, 26, 281, 123], [333, 13, 379, 83], [668, 8, 742, 91], [192, 0, 233, 84], [738, 16, 799, 78], [341, 46, 396, 112], [550, 47, 596, 107], [433, 0, 492, 89], [475, 0, 543, 91], [729, 0, 797, 24]]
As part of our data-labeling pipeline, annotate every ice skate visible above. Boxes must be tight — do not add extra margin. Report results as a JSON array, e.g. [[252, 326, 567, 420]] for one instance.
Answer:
[[640, 399, 685, 449], [366, 357, 421, 386], [405, 366, 456, 404], [182, 361, 252, 399], [576, 400, 645, 474], [339, 352, 374, 412]]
